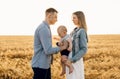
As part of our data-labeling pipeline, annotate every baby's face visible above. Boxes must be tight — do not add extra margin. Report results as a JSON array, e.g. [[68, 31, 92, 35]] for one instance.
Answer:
[[57, 29, 66, 38]]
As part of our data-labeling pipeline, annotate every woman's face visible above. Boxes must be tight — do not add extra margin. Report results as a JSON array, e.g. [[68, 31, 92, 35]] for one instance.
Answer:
[[72, 14, 79, 25]]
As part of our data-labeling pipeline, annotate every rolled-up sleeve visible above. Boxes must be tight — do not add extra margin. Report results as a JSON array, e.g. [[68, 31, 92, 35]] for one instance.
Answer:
[[39, 27, 60, 55]]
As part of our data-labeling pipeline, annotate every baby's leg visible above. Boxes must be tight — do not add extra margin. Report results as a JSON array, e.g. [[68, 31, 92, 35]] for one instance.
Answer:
[[62, 55, 74, 74], [64, 59, 74, 74], [60, 62, 66, 76], [60, 55, 67, 76]]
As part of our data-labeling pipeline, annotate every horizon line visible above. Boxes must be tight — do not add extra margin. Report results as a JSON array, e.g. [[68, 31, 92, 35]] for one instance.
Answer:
[[0, 34, 120, 36]]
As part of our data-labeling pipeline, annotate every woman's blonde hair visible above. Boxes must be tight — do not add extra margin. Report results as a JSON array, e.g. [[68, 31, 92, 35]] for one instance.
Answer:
[[73, 11, 87, 32]]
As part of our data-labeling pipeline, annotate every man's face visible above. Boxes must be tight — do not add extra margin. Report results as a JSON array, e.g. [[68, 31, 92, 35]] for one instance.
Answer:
[[49, 12, 57, 25]]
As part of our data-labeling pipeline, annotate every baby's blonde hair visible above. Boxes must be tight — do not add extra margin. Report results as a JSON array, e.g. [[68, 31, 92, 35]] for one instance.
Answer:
[[57, 25, 67, 33]]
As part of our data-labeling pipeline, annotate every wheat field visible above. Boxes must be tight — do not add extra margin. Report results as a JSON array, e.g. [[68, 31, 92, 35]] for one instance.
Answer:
[[0, 35, 120, 79]]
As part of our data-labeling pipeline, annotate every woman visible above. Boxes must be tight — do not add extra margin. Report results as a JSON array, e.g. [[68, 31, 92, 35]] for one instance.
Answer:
[[66, 11, 88, 79]]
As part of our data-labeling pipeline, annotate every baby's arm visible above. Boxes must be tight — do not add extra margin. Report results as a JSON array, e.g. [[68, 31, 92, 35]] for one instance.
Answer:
[[54, 37, 64, 46], [54, 37, 62, 46], [67, 37, 72, 51]]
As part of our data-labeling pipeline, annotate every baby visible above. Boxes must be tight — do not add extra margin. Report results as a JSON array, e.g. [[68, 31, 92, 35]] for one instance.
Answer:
[[55, 25, 74, 76]]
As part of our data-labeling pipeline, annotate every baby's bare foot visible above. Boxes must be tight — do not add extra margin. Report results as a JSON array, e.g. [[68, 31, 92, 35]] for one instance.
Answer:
[[60, 71, 66, 76], [69, 66, 74, 74]]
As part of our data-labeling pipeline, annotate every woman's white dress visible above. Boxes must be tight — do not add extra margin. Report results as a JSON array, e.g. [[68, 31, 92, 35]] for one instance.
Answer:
[[66, 52, 85, 79]]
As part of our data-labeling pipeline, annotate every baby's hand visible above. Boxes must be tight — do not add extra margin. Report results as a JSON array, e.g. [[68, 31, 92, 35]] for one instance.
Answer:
[[53, 37, 60, 41]]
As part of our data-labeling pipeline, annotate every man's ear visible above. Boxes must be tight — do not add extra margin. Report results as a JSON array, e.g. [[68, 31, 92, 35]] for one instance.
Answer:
[[50, 14, 54, 19], [48, 14, 53, 20], [46, 13, 51, 18], [48, 13, 52, 17]]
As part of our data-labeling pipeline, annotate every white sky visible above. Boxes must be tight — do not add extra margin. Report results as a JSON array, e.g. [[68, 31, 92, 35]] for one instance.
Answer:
[[0, 0, 120, 35]]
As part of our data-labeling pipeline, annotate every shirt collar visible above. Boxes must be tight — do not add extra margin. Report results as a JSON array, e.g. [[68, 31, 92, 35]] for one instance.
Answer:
[[74, 27, 80, 32], [43, 21, 50, 29]]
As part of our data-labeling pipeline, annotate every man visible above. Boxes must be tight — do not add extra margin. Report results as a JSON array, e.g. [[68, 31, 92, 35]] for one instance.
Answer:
[[31, 8, 68, 79]]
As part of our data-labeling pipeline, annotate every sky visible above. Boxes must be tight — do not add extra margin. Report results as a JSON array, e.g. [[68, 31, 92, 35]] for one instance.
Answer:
[[0, 0, 120, 35]]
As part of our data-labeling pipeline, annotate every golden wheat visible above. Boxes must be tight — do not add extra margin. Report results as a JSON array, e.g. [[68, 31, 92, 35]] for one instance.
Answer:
[[0, 35, 120, 79]]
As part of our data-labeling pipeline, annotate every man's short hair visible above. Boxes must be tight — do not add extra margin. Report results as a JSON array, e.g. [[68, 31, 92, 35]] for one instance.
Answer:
[[45, 8, 58, 14]]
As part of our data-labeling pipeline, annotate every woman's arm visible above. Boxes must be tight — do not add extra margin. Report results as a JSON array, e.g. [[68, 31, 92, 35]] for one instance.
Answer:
[[70, 29, 88, 63]]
